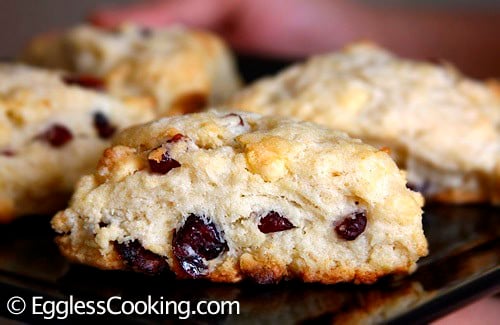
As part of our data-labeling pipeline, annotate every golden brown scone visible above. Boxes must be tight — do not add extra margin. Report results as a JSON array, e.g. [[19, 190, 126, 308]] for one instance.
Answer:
[[0, 63, 155, 222], [228, 42, 500, 204], [22, 24, 241, 116], [52, 110, 427, 284]]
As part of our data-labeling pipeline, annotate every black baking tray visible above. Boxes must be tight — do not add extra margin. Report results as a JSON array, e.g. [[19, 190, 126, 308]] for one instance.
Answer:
[[0, 57, 499, 324]]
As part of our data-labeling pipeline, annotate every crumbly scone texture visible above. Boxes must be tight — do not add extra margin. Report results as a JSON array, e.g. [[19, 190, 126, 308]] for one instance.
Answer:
[[52, 110, 427, 284], [0, 63, 155, 222], [228, 42, 500, 204], [22, 24, 241, 116]]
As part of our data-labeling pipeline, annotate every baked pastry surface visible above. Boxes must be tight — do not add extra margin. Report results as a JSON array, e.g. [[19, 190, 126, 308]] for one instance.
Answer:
[[0, 63, 155, 222], [22, 24, 241, 116], [228, 43, 500, 203], [52, 110, 427, 283]]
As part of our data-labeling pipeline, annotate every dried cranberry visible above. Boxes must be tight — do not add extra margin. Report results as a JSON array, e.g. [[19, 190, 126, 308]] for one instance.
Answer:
[[225, 113, 245, 126], [37, 124, 73, 147], [93, 112, 116, 139], [335, 211, 367, 240], [148, 151, 180, 174], [63, 74, 105, 91], [173, 214, 228, 278], [1, 149, 15, 157], [258, 211, 295, 233], [167, 133, 186, 143], [115, 240, 168, 275]]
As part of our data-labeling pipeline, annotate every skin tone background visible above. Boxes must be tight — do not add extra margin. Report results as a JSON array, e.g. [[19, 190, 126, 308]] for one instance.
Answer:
[[0, 1, 498, 323], [90, 0, 500, 78]]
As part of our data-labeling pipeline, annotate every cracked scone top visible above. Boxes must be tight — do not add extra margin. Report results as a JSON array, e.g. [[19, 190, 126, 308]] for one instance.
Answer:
[[228, 43, 500, 204], [22, 24, 241, 116], [52, 110, 427, 284], [0, 63, 155, 222]]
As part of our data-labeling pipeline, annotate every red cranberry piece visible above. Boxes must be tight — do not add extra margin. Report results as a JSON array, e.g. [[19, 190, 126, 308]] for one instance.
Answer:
[[167, 133, 187, 143], [148, 134, 186, 174], [93, 112, 116, 139], [335, 211, 367, 241], [224, 113, 245, 126], [148, 151, 180, 174], [258, 211, 295, 234], [63, 74, 105, 91], [37, 124, 73, 147], [173, 214, 228, 278], [1, 149, 15, 157], [115, 240, 168, 275]]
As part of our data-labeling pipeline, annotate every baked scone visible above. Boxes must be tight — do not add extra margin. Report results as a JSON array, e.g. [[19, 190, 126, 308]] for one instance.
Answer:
[[22, 24, 241, 116], [0, 63, 155, 222], [228, 43, 500, 204], [52, 110, 427, 284]]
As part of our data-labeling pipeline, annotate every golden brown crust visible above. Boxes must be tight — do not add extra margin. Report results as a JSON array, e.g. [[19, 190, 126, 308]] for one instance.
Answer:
[[0, 198, 15, 223], [55, 236, 125, 270], [52, 231, 419, 284], [52, 210, 124, 270], [168, 92, 208, 116], [95, 146, 145, 184]]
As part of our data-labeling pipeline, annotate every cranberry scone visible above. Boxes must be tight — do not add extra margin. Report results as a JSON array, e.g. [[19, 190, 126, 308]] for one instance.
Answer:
[[228, 42, 500, 204], [22, 24, 241, 116], [52, 110, 427, 284], [0, 64, 155, 222]]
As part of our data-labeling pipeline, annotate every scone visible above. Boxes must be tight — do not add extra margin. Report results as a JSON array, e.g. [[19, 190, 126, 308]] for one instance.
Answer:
[[52, 110, 427, 284], [22, 24, 241, 116], [0, 63, 155, 222], [228, 42, 500, 204]]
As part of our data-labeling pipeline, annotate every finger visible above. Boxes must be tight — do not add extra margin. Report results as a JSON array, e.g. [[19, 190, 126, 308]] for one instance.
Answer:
[[89, 0, 238, 30]]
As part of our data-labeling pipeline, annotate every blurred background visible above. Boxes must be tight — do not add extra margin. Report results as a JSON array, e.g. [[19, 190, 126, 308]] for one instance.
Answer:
[[0, 0, 134, 57], [1, 0, 500, 78]]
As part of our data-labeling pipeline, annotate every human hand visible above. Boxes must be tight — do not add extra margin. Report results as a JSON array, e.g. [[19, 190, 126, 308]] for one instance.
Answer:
[[91, 0, 500, 77], [90, 0, 371, 58]]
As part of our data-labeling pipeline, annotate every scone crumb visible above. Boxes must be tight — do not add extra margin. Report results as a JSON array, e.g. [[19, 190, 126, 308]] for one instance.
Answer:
[[96, 146, 144, 183], [239, 135, 292, 182], [51, 211, 71, 234], [148, 146, 167, 163]]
